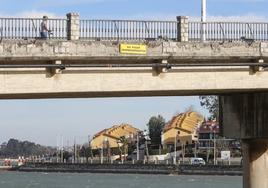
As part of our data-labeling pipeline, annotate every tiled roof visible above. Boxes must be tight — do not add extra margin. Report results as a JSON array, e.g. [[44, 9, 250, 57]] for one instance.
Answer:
[[163, 111, 203, 133], [198, 121, 220, 134], [93, 123, 140, 139]]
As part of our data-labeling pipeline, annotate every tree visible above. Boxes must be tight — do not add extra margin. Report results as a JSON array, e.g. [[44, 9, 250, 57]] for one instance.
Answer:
[[199, 96, 219, 120], [147, 115, 165, 147], [79, 144, 92, 163], [0, 139, 56, 157], [62, 151, 72, 162], [118, 136, 128, 161]]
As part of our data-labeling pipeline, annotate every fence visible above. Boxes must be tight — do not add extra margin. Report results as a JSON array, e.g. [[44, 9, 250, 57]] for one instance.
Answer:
[[189, 21, 268, 42], [0, 18, 67, 40], [80, 19, 178, 41], [0, 17, 268, 42], [80, 20, 268, 42]]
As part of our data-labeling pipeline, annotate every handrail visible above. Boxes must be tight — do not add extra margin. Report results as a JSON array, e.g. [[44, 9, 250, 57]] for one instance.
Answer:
[[80, 19, 178, 41], [0, 17, 267, 42], [189, 21, 268, 42], [0, 18, 67, 40]]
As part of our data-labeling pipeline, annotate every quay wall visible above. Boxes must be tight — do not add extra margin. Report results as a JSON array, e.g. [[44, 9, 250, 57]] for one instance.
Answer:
[[17, 163, 242, 176]]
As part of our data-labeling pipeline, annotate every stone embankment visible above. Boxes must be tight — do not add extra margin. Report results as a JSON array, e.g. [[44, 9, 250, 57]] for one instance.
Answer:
[[17, 163, 242, 176]]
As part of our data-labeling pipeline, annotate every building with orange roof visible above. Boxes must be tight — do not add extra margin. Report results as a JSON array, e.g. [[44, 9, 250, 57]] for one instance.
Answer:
[[162, 111, 203, 148], [90, 123, 140, 149]]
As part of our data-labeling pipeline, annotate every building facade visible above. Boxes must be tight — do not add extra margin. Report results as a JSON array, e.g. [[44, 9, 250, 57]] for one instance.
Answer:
[[162, 111, 203, 149], [198, 120, 220, 149], [90, 124, 140, 149]]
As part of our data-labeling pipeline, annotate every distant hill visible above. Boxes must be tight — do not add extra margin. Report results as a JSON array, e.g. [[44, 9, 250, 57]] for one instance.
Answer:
[[0, 139, 56, 158]]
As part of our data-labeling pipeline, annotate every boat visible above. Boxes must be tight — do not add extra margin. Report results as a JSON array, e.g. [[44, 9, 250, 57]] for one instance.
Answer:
[[0, 165, 20, 171], [0, 158, 24, 171], [0, 165, 13, 171]]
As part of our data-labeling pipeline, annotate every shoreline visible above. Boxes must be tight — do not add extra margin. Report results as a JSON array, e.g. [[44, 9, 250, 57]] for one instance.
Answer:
[[15, 163, 242, 176]]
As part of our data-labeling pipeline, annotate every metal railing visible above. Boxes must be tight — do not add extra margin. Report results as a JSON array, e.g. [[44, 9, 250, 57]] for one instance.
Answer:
[[189, 21, 268, 42], [80, 19, 178, 41], [0, 18, 67, 40], [0, 17, 267, 42]]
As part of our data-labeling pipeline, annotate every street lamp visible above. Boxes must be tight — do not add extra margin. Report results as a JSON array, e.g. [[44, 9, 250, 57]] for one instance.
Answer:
[[213, 129, 216, 165], [201, 0, 207, 42], [210, 123, 217, 165], [174, 130, 180, 165], [136, 131, 143, 161]]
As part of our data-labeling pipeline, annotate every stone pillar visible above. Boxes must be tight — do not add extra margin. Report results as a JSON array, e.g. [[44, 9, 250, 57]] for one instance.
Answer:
[[176, 16, 189, 42], [220, 93, 268, 188], [66, 13, 80, 40]]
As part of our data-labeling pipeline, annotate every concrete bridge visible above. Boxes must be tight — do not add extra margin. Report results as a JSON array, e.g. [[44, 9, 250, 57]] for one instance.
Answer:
[[1, 13, 268, 188]]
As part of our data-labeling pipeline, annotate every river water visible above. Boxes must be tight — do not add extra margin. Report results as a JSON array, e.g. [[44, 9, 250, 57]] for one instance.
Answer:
[[0, 172, 242, 188]]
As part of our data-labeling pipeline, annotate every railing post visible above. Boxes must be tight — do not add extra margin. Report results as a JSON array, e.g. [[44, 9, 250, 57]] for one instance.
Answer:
[[66, 12, 80, 40], [177, 16, 189, 42]]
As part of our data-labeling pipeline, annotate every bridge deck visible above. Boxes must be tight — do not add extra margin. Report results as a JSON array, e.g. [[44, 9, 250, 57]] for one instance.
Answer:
[[0, 40, 267, 99]]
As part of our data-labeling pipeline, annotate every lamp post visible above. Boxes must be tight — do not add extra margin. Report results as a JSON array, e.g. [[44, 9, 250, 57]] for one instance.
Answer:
[[136, 132, 140, 161], [101, 142, 104, 164], [174, 134, 177, 165], [174, 131, 179, 165], [213, 130, 216, 165], [201, 0, 207, 42]]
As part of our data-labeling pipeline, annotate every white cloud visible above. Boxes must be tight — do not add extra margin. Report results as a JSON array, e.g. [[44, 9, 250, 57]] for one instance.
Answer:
[[122, 13, 267, 22], [0, 10, 266, 23], [190, 14, 267, 22], [34, 0, 125, 8], [0, 10, 62, 18], [210, 0, 266, 2]]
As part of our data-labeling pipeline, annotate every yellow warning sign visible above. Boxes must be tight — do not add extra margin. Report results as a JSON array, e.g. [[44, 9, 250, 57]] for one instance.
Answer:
[[120, 44, 147, 55]]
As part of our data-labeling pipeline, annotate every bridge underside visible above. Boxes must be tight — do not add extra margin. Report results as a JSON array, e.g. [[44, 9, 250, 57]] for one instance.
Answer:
[[1, 67, 268, 99], [0, 40, 267, 99]]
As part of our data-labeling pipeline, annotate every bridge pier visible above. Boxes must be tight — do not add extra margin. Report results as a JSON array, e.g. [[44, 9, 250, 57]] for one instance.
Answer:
[[242, 139, 268, 188], [220, 93, 268, 188]]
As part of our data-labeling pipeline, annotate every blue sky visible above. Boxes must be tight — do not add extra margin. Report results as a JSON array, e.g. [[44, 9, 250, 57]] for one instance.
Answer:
[[0, 0, 267, 20], [0, 0, 267, 146]]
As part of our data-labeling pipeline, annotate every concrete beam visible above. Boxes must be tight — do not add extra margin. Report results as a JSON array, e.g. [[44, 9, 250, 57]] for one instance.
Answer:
[[0, 40, 268, 99], [1, 68, 268, 99]]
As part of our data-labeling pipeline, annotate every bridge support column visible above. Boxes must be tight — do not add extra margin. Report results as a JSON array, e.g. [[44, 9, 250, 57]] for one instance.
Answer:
[[220, 93, 268, 188], [242, 139, 268, 188]]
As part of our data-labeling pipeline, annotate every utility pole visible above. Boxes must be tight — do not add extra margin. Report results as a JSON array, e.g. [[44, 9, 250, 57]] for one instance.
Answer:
[[74, 138, 77, 163], [194, 141, 197, 158], [101, 140, 104, 164], [174, 134, 177, 165], [214, 131, 216, 165], [136, 132, 139, 161], [61, 135, 64, 163], [201, 0, 207, 42], [56, 135, 59, 163], [182, 142, 185, 163]]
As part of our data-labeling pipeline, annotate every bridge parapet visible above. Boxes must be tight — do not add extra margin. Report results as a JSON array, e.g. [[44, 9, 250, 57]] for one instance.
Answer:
[[0, 40, 267, 63], [0, 12, 267, 42]]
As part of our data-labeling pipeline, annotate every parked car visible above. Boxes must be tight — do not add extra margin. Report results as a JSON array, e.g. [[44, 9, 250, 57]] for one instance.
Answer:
[[190, 158, 206, 165]]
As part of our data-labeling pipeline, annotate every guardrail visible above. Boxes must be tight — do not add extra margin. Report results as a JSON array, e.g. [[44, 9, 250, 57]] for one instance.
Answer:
[[80, 19, 178, 41], [189, 21, 268, 42], [0, 16, 267, 42], [0, 18, 67, 40], [80, 20, 268, 42]]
